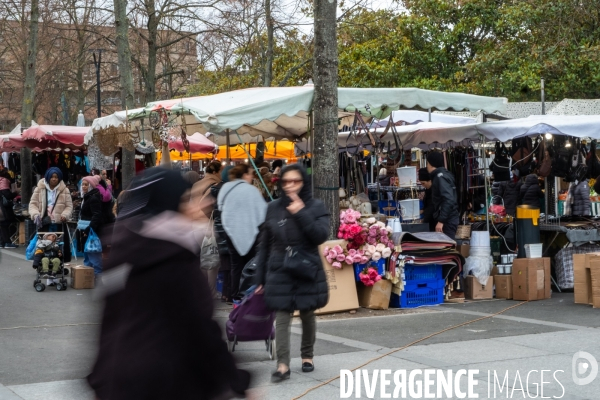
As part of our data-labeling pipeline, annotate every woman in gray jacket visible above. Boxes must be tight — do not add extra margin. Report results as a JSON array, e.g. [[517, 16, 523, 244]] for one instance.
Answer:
[[571, 179, 591, 216]]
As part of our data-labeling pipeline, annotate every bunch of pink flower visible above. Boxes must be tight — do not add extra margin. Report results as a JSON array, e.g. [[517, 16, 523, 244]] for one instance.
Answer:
[[359, 267, 382, 286], [323, 245, 368, 269], [359, 217, 394, 262], [338, 209, 368, 249]]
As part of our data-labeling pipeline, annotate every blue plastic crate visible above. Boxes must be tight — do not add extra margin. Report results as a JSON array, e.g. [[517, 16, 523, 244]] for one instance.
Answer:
[[389, 279, 445, 308], [354, 258, 386, 282], [404, 264, 443, 281]]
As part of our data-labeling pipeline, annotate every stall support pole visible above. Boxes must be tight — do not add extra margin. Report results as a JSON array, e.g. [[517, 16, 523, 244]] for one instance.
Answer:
[[226, 129, 231, 164], [309, 110, 314, 197], [482, 134, 490, 232], [235, 132, 273, 201]]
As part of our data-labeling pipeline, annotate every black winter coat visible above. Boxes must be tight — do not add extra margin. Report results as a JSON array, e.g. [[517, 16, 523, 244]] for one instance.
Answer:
[[572, 180, 591, 216], [430, 167, 459, 224], [79, 188, 103, 234], [210, 182, 230, 255], [520, 175, 543, 208], [255, 187, 330, 312], [88, 214, 249, 400], [0, 188, 17, 222], [492, 180, 522, 216]]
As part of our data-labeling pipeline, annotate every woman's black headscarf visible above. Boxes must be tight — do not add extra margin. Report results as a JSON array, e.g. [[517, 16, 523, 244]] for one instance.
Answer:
[[118, 167, 191, 219], [277, 164, 312, 206]]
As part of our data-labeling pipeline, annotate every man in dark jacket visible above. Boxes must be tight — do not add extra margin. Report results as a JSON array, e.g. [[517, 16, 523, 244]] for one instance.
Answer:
[[419, 168, 435, 230], [520, 174, 543, 208], [426, 152, 459, 238]]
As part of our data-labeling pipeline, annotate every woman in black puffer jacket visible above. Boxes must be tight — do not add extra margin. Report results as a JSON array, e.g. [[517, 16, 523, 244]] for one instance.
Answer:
[[254, 164, 329, 382], [519, 174, 543, 208], [76, 175, 104, 277]]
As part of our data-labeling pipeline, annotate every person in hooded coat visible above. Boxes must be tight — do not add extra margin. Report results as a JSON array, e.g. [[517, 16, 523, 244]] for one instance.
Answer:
[[77, 175, 104, 276], [519, 174, 543, 208], [29, 167, 73, 260], [254, 164, 330, 382], [0, 169, 18, 248], [87, 168, 251, 400]]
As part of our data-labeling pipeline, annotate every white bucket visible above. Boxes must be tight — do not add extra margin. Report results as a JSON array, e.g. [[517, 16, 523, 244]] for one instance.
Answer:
[[470, 231, 491, 247], [525, 243, 543, 258], [399, 199, 420, 220], [396, 167, 417, 187]]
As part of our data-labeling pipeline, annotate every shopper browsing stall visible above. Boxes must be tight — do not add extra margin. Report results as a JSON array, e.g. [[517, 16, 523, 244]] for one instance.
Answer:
[[426, 152, 459, 238], [77, 176, 104, 278]]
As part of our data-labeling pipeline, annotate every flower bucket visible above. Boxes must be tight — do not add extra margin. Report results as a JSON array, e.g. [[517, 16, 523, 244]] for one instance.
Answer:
[[354, 258, 386, 282]]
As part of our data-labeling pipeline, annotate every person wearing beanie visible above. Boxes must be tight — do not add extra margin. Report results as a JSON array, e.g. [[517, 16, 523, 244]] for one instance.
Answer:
[[419, 168, 435, 230], [426, 152, 459, 238], [28, 167, 74, 258], [77, 175, 104, 278]]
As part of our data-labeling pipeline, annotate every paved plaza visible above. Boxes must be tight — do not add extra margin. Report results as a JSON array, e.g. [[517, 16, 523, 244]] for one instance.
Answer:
[[1, 248, 598, 400]]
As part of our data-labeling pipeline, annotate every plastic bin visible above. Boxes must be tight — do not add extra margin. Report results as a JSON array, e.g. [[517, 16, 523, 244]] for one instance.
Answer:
[[354, 259, 386, 282], [524, 243, 543, 258], [389, 279, 445, 308], [404, 264, 443, 281]]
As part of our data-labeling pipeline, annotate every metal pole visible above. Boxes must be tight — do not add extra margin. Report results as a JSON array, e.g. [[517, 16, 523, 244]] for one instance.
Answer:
[[226, 129, 231, 163], [93, 51, 102, 118], [482, 134, 490, 233], [541, 78, 545, 116]]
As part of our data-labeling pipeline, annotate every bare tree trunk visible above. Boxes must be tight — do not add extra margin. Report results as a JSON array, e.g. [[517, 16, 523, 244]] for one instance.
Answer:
[[114, 0, 136, 189], [313, 0, 339, 239], [145, 0, 158, 102], [20, 0, 40, 205], [263, 0, 273, 87]]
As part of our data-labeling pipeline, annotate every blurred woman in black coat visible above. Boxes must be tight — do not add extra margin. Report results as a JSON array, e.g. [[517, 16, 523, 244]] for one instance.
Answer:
[[77, 175, 104, 277], [254, 164, 330, 382], [87, 168, 250, 400]]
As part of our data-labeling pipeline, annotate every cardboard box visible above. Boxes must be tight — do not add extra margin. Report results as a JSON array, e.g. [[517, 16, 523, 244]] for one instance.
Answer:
[[495, 275, 513, 299], [464, 276, 494, 299], [511, 258, 551, 301], [356, 279, 392, 310], [71, 265, 95, 289], [586, 260, 600, 308], [310, 240, 359, 315], [457, 244, 470, 258], [573, 254, 600, 305]]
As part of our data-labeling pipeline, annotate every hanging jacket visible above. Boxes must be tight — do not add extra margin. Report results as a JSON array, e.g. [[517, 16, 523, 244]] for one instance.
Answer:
[[430, 167, 459, 224], [493, 180, 522, 216], [572, 180, 591, 216], [519, 174, 543, 208]]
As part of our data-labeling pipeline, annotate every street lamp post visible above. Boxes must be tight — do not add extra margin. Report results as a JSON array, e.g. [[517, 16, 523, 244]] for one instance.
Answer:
[[91, 49, 103, 118]]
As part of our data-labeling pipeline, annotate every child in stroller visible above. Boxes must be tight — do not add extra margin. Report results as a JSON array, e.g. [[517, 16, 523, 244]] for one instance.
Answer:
[[32, 232, 68, 292]]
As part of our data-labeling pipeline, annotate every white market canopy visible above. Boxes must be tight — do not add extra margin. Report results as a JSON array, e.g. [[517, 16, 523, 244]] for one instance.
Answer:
[[371, 110, 477, 128], [171, 87, 507, 139]]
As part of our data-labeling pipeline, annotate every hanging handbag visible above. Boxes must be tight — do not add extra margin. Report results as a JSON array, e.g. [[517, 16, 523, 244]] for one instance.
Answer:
[[492, 142, 511, 182], [538, 150, 552, 178], [200, 212, 220, 270]]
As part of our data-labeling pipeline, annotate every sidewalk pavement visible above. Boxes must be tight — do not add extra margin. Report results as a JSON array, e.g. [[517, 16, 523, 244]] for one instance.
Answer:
[[1, 247, 598, 399]]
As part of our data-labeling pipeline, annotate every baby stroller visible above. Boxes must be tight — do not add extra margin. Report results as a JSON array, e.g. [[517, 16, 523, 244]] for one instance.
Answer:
[[32, 232, 69, 292], [226, 292, 276, 359]]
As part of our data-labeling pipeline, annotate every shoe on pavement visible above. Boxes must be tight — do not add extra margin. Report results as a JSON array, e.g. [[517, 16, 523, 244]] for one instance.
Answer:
[[302, 362, 314, 372], [4, 244, 18, 249], [271, 369, 290, 382]]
